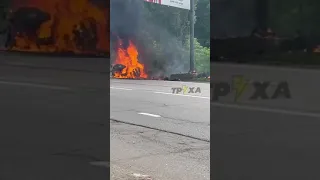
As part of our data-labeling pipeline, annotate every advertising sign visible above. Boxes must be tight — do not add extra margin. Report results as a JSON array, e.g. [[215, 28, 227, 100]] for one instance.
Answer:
[[145, 0, 190, 10]]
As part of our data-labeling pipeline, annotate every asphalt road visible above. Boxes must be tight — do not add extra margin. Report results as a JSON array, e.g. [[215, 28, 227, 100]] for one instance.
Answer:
[[0, 65, 109, 179], [212, 102, 320, 180], [0, 63, 210, 180], [110, 79, 210, 180], [211, 62, 320, 179]]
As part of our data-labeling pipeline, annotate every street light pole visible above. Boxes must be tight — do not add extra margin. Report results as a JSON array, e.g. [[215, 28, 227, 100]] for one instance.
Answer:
[[189, 0, 195, 73]]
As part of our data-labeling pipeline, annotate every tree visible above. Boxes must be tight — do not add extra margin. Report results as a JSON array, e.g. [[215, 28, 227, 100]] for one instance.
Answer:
[[185, 36, 210, 73], [141, 0, 210, 73], [268, 0, 320, 38], [194, 0, 210, 47], [110, 0, 210, 74]]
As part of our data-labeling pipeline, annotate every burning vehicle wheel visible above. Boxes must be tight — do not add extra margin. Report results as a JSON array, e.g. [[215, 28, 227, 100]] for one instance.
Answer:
[[132, 68, 141, 78], [111, 64, 126, 77], [73, 18, 98, 52]]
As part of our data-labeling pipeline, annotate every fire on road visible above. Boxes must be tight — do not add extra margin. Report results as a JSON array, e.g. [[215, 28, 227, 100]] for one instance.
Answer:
[[112, 38, 148, 79]]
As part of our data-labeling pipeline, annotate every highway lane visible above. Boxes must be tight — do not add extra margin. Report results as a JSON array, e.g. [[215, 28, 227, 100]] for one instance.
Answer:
[[212, 102, 320, 180], [211, 62, 320, 179], [110, 79, 210, 141], [0, 63, 210, 179], [110, 79, 210, 180], [0, 64, 210, 180], [0, 66, 109, 179]]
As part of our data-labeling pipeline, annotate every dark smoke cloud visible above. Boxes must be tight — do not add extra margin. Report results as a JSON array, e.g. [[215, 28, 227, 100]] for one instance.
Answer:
[[110, 0, 189, 76], [211, 0, 257, 39], [90, 0, 109, 8], [110, 0, 143, 48]]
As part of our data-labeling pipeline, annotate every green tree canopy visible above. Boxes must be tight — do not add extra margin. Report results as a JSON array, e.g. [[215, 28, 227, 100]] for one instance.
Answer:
[[140, 0, 210, 73]]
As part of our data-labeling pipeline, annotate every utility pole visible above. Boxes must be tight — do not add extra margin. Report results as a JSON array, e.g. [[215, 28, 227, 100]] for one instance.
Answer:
[[189, 0, 195, 73]]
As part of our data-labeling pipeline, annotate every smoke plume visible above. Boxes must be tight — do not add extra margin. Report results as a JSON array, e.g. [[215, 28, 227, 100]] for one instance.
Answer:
[[211, 0, 257, 39], [110, 0, 189, 76]]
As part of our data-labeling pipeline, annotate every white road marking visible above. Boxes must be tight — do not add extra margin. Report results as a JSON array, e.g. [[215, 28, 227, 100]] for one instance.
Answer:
[[132, 173, 152, 179], [212, 102, 320, 118], [110, 86, 132, 90], [138, 112, 161, 118], [0, 80, 71, 90], [154, 91, 210, 99], [89, 161, 110, 167], [110, 86, 210, 99], [212, 62, 320, 73]]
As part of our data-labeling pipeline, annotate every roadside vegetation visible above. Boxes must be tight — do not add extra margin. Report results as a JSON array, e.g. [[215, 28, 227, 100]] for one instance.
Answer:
[[142, 0, 210, 74]]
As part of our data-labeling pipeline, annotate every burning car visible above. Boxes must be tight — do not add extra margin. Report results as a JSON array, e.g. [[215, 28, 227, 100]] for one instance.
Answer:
[[111, 39, 148, 79], [7, 0, 109, 55]]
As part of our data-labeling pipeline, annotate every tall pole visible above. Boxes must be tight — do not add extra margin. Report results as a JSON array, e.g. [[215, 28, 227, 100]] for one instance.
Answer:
[[189, 0, 195, 73]]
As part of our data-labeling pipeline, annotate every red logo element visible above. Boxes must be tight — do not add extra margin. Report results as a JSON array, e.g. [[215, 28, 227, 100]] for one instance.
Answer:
[[145, 0, 161, 4]]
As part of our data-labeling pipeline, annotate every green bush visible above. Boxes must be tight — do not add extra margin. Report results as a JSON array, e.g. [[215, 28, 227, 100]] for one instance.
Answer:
[[185, 37, 210, 73]]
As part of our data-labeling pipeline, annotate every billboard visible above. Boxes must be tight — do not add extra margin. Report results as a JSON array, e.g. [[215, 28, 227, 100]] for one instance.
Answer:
[[145, 0, 190, 10]]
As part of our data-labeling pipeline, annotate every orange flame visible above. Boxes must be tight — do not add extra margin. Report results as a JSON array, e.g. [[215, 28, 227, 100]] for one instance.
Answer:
[[113, 40, 148, 79], [10, 0, 109, 55]]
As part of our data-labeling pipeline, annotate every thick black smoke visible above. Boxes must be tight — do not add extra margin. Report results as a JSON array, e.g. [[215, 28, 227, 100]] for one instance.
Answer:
[[211, 0, 257, 39], [110, 0, 143, 48], [110, 0, 189, 76]]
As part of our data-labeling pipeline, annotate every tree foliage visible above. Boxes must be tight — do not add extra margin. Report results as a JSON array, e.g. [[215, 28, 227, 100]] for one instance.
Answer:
[[266, 0, 320, 42], [194, 0, 210, 47], [142, 0, 210, 73], [184, 36, 210, 73]]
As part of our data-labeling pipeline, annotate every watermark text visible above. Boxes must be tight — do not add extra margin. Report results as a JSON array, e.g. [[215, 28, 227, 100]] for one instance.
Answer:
[[172, 85, 201, 94]]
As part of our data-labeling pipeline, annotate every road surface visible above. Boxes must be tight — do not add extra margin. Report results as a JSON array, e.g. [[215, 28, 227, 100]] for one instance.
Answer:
[[110, 79, 210, 180], [212, 102, 320, 180], [211, 62, 320, 179], [0, 63, 210, 180], [0, 65, 109, 179]]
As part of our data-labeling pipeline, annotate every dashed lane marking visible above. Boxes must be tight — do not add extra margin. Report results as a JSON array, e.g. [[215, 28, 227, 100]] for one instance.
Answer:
[[0, 80, 71, 90], [110, 86, 210, 99], [89, 161, 110, 168], [132, 173, 153, 180], [138, 112, 161, 118], [110, 86, 132, 90]]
